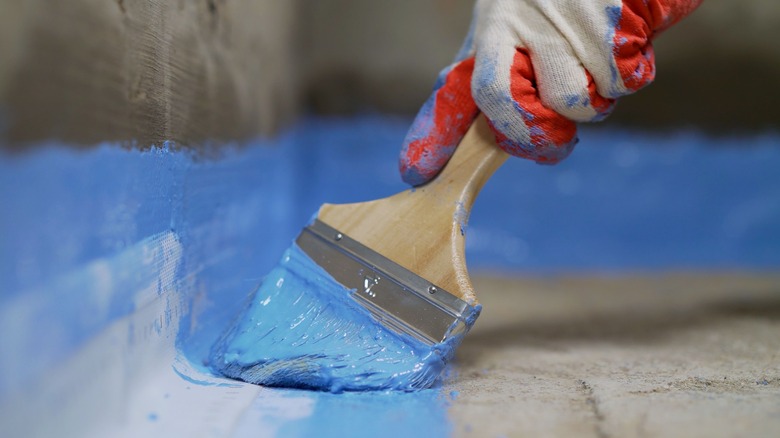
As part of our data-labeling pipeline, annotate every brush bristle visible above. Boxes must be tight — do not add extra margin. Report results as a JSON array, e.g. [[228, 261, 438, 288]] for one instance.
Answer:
[[209, 244, 475, 392]]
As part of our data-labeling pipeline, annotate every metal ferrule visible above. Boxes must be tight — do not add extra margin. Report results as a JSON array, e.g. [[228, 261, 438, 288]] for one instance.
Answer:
[[296, 219, 479, 346]]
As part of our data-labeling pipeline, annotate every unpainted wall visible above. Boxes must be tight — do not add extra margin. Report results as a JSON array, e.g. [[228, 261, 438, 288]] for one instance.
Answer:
[[1, 0, 778, 152], [301, 0, 780, 133], [0, 0, 298, 150]]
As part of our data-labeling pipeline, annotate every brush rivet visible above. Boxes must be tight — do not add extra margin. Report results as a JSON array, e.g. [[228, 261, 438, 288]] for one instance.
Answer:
[[334, 233, 343, 241], [428, 286, 437, 294]]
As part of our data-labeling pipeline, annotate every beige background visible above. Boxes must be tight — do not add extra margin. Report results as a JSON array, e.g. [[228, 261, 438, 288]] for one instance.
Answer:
[[1, 0, 778, 150]]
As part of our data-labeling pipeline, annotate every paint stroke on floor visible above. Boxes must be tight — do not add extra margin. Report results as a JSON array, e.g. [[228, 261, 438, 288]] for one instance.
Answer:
[[209, 242, 475, 392], [1, 116, 779, 437]]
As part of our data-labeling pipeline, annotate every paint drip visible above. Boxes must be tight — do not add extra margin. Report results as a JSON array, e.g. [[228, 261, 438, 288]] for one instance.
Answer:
[[208, 244, 478, 393]]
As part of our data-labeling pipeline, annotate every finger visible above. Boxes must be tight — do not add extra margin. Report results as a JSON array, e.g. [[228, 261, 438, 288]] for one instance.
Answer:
[[612, 0, 703, 92], [472, 44, 577, 164], [611, 5, 657, 93], [536, 0, 653, 98], [508, 0, 616, 122], [627, 0, 704, 34], [399, 58, 479, 186], [529, 40, 616, 122]]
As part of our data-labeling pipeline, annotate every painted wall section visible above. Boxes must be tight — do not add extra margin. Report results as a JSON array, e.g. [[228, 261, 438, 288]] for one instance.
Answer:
[[1, 117, 779, 436], [0, 137, 295, 436]]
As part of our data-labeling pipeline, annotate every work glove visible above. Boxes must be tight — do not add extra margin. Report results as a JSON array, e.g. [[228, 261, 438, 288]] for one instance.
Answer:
[[399, 0, 702, 186]]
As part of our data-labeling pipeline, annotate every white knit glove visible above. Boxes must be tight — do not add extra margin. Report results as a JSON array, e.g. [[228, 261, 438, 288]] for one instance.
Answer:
[[400, 0, 702, 185]]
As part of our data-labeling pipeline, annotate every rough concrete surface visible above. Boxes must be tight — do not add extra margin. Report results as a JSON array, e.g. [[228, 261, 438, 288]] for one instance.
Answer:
[[3, 0, 779, 151], [0, 0, 298, 150], [447, 273, 780, 437]]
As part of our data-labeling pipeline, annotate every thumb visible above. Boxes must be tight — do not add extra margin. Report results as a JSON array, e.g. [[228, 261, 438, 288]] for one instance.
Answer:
[[399, 58, 480, 186]]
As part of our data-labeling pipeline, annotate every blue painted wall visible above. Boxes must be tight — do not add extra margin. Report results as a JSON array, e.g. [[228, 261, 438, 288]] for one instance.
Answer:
[[1, 117, 779, 417]]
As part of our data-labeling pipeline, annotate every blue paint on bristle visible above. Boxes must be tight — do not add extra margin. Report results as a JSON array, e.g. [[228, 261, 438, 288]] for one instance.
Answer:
[[208, 244, 477, 392]]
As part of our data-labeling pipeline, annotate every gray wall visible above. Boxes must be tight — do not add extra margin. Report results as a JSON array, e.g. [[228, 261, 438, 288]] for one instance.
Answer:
[[0, 0, 299, 150], [300, 0, 780, 133], [1, 1, 778, 151], [613, 0, 780, 132]]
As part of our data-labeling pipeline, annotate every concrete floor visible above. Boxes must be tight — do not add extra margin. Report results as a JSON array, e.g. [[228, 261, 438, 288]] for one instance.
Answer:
[[7, 271, 776, 438], [447, 273, 780, 437]]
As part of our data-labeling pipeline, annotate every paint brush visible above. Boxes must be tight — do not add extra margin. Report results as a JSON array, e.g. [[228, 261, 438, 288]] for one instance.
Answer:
[[210, 115, 508, 392]]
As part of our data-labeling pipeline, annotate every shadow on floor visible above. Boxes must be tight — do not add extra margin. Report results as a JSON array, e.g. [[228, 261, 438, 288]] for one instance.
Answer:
[[458, 288, 780, 364]]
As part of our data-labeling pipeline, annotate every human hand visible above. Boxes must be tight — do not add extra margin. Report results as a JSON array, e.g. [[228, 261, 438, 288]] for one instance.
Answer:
[[399, 0, 702, 186]]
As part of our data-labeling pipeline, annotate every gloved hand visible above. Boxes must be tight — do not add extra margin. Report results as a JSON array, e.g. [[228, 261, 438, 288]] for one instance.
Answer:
[[399, 0, 702, 186]]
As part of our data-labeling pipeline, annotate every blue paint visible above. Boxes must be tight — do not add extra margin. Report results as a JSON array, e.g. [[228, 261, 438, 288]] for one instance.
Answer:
[[277, 389, 452, 438], [455, 201, 469, 236], [231, 385, 451, 437], [633, 60, 647, 81], [605, 5, 622, 29], [147, 412, 158, 422], [209, 243, 475, 392], [171, 365, 241, 388], [473, 54, 498, 93], [401, 93, 438, 147], [2, 115, 779, 435], [0, 137, 302, 396], [3, 119, 779, 394], [474, 129, 780, 271], [604, 5, 624, 95], [340, 118, 780, 273], [0, 230, 184, 395], [565, 95, 581, 108], [512, 100, 535, 123]]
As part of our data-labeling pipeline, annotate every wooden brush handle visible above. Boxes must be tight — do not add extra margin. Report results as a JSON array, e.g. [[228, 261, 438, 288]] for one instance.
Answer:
[[419, 115, 508, 217], [318, 114, 508, 304]]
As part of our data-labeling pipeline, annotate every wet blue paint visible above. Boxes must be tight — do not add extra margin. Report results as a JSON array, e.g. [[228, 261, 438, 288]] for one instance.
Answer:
[[209, 244, 476, 392], [176, 118, 411, 376], [472, 129, 780, 271], [400, 165, 430, 188], [228, 385, 451, 438], [277, 389, 452, 438], [4, 117, 776, 396], [172, 365, 241, 388], [2, 115, 780, 435], [0, 139, 300, 397], [455, 201, 469, 236]]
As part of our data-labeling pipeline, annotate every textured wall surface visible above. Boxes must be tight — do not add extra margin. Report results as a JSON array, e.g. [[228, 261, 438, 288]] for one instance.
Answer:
[[2, 1, 777, 152], [300, 0, 780, 133], [0, 0, 298, 150]]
